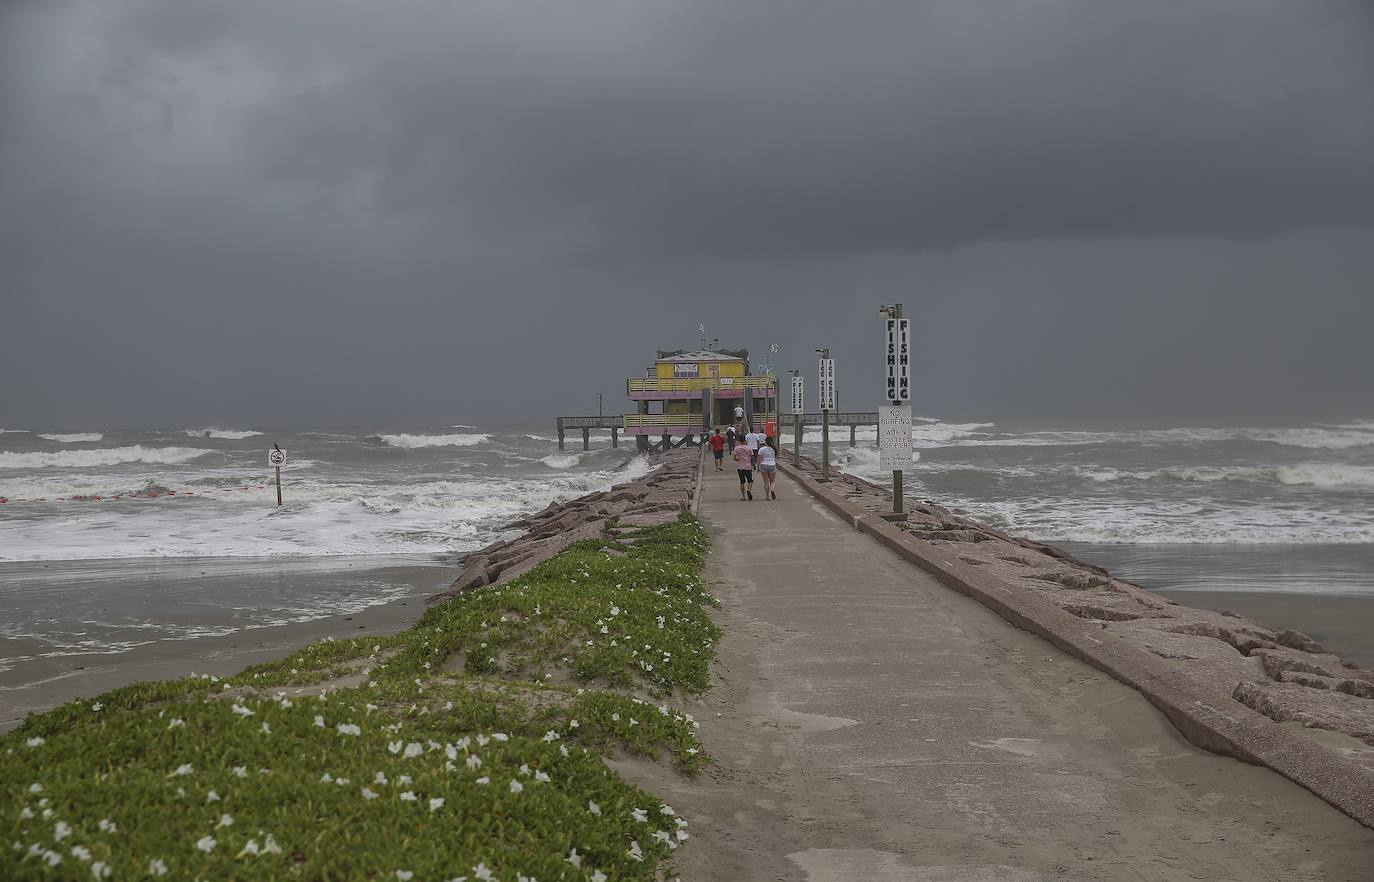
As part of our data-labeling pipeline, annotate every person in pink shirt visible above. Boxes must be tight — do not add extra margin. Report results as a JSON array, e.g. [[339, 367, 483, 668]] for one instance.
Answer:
[[733, 439, 755, 500]]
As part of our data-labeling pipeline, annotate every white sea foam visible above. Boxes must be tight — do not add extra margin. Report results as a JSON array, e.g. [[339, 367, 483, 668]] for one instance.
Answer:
[[37, 433, 104, 443], [1074, 463, 1374, 489], [541, 453, 582, 469], [916, 425, 1374, 450], [802, 421, 991, 445], [525, 433, 559, 442], [0, 429, 29, 434], [184, 428, 263, 440], [0, 446, 216, 470], [0, 453, 652, 560], [378, 433, 491, 448]]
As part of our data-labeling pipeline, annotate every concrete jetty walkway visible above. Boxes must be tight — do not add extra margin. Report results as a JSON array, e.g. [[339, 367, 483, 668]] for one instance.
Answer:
[[671, 462, 1374, 881]]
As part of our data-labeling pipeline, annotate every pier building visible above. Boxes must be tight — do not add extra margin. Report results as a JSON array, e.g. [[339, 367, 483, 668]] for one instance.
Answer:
[[554, 347, 884, 451], [624, 349, 777, 452]]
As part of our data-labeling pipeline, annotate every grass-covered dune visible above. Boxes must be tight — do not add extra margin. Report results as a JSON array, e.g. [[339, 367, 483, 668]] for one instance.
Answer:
[[2, 515, 716, 881]]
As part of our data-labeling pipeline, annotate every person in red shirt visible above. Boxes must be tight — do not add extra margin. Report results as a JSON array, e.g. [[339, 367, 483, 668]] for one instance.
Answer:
[[709, 428, 727, 470]]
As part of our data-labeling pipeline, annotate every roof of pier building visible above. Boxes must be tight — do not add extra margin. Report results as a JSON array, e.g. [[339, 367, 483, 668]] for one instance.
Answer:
[[654, 349, 747, 363]]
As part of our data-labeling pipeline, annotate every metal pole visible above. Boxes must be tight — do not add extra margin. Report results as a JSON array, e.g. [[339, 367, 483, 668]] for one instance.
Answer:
[[275, 466, 282, 507], [598, 393, 602, 418], [793, 411, 801, 466], [821, 409, 830, 480]]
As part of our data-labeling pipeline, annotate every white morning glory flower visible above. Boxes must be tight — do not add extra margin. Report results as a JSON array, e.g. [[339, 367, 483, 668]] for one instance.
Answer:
[[149, 858, 168, 876], [428, 797, 444, 812], [195, 836, 216, 854]]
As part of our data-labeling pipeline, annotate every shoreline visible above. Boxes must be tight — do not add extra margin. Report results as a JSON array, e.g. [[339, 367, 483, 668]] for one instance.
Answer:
[[0, 574, 437, 731]]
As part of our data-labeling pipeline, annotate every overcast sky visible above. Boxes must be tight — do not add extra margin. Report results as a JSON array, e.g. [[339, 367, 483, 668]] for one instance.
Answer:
[[3, 0, 1372, 430]]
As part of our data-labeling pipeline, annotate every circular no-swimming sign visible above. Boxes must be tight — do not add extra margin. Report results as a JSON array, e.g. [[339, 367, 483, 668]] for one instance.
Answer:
[[269, 448, 286, 467]]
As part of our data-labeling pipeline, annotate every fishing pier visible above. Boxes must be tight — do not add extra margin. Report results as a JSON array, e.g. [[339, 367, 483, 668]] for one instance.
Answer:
[[555, 348, 880, 452]]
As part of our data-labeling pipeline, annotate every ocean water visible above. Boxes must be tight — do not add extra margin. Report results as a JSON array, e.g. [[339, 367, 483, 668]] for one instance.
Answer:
[[0, 426, 647, 663], [804, 416, 1374, 598], [3, 417, 1373, 667], [0, 427, 646, 560]]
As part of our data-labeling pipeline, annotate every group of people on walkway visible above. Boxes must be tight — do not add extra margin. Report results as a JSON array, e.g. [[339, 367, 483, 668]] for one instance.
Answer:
[[708, 407, 778, 501]]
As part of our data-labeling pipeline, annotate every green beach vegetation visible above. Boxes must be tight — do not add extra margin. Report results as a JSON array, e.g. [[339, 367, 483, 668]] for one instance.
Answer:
[[2, 515, 717, 881]]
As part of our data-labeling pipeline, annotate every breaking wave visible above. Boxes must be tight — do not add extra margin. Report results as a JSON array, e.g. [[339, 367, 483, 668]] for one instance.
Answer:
[[541, 453, 583, 469], [0, 446, 216, 470], [37, 433, 104, 443], [1076, 463, 1374, 489], [378, 433, 491, 449], [921, 425, 1374, 450], [184, 428, 263, 440]]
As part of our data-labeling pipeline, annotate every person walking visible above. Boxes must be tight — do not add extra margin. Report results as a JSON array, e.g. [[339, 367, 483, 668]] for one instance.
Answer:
[[709, 428, 727, 471], [733, 435, 755, 500], [746, 426, 761, 469], [757, 435, 779, 500], [725, 424, 737, 451]]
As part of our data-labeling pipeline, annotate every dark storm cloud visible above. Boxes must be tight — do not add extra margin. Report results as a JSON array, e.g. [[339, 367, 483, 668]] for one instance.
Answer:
[[92, 0, 1374, 257], [2, 0, 1373, 429]]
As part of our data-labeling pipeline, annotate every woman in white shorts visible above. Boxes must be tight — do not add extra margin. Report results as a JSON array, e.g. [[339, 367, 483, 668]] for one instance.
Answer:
[[756, 435, 779, 500]]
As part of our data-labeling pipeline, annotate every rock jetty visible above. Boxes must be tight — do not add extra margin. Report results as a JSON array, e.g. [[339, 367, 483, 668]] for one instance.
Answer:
[[784, 458, 1374, 760], [428, 448, 701, 605]]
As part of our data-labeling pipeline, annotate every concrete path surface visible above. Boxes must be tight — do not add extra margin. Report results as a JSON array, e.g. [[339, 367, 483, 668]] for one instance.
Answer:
[[659, 461, 1374, 881]]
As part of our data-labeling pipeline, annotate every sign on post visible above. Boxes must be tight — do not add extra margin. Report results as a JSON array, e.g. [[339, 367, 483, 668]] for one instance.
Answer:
[[791, 375, 804, 414], [885, 317, 911, 404], [269, 446, 286, 507], [818, 358, 835, 411], [878, 405, 913, 471]]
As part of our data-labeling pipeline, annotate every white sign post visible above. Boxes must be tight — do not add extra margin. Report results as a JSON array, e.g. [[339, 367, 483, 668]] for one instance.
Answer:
[[269, 446, 286, 507], [818, 358, 836, 411], [790, 374, 804, 465], [817, 352, 834, 479], [880, 304, 913, 516], [879, 405, 913, 470], [885, 317, 911, 404]]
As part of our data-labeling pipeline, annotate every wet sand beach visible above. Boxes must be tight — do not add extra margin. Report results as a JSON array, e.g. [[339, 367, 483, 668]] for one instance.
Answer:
[[0, 557, 447, 731]]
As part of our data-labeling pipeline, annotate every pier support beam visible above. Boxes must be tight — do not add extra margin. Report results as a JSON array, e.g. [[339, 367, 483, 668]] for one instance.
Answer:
[[636, 435, 650, 453], [557, 429, 565, 451], [582, 428, 590, 451], [850, 425, 856, 447], [610, 428, 618, 448]]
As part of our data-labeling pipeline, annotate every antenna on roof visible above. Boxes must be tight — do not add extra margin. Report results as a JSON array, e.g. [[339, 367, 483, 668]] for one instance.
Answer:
[[698, 323, 707, 349]]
